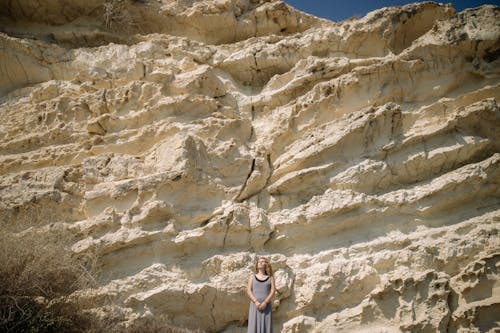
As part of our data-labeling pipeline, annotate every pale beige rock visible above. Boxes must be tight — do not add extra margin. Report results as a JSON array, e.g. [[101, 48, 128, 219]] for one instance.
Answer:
[[0, 1, 499, 332]]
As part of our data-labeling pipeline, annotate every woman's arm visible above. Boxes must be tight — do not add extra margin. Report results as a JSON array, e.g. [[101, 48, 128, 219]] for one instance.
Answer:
[[246, 275, 260, 306], [259, 276, 276, 310]]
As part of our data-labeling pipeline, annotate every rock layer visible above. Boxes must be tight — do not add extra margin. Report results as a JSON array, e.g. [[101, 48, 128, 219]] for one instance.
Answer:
[[1, 1, 499, 332]]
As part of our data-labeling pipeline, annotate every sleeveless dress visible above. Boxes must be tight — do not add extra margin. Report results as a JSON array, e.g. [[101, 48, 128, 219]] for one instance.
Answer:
[[247, 275, 272, 333]]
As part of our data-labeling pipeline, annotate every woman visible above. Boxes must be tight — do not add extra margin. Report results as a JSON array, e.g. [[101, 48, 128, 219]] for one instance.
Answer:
[[246, 256, 276, 333]]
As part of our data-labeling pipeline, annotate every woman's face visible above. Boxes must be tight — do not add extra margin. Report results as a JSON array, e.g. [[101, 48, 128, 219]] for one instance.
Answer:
[[257, 258, 267, 270]]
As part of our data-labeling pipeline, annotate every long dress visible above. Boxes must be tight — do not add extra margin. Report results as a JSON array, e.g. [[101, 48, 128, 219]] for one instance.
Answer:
[[247, 275, 272, 333]]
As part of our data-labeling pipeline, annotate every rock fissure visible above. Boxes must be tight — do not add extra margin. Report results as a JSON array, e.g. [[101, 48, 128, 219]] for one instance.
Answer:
[[221, 210, 234, 249], [234, 157, 256, 202]]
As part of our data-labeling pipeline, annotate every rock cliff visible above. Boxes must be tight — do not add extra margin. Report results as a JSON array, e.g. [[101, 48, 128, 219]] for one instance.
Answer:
[[1, 1, 499, 332]]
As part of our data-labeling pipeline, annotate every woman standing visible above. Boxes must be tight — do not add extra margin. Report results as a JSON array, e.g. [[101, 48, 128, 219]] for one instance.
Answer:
[[247, 256, 276, 333]]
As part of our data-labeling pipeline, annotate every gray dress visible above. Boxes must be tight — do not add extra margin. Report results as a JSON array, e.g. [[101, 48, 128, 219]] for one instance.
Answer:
[[248, 275, 272, 333]]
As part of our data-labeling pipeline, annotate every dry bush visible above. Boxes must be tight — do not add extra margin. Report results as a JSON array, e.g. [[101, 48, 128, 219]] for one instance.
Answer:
[[103, 0, 139, 32], [0, 223, 97, 333], [0, 222, 205, 333]]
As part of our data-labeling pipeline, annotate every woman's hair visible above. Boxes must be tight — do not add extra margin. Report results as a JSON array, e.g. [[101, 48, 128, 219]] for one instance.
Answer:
[[254, 256, 273, 276]]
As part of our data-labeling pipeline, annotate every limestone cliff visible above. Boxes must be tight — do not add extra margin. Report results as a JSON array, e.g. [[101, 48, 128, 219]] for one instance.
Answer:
[[1, 1, 499, 332]]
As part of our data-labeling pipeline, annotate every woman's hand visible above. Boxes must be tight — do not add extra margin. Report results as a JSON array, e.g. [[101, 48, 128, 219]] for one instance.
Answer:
[[257, 301, 267, 312]]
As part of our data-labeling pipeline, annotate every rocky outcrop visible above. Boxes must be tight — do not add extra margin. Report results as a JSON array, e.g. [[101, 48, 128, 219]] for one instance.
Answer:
[[1, 1, 499, 332]]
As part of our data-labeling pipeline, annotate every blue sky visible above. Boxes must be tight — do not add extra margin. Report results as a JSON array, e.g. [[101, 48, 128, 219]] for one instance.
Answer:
[[284, 1, 498, 22]]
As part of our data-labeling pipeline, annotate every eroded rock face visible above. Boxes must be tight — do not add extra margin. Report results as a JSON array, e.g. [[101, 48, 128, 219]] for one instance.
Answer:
[[1, 1, 499, 332]]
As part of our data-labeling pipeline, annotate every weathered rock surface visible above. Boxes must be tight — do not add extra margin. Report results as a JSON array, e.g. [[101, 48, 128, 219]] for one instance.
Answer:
[[1, 1, 499, 332]]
